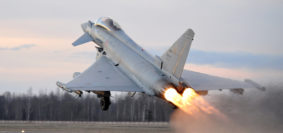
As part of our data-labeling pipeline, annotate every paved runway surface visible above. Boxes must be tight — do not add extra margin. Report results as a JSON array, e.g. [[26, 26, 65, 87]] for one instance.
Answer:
[[0, 121, 173, 133]]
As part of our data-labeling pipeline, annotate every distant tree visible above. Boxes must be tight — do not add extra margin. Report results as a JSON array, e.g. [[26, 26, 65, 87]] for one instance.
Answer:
[[0, 90, 174, 121]]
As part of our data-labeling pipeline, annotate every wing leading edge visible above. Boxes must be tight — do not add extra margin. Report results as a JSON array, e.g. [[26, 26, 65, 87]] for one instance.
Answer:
[[63, 56, 143, 92]]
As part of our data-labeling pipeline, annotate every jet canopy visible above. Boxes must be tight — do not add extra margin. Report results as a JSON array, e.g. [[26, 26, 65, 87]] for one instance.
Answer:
[[95, 17, 121, 31]]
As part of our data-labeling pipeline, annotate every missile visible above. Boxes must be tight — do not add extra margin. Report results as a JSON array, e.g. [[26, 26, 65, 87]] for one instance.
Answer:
[[230, 88, 244, 95]]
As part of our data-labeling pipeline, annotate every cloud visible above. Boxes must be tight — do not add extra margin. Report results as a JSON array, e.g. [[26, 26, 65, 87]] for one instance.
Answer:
[[0, 44, 36, 51], [188, 49, 283, 70]]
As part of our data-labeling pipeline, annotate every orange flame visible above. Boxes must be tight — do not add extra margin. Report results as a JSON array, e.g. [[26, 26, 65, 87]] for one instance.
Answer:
[[164, 88, 225, 117]]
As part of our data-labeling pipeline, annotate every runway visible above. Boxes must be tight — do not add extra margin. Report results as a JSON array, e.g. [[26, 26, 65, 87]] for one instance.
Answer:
[[0, 121, 172, 133]]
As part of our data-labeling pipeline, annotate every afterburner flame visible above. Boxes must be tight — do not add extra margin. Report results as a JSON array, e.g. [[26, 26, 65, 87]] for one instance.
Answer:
[[164, 88, 183, 107], [164, 88, 224, 116]]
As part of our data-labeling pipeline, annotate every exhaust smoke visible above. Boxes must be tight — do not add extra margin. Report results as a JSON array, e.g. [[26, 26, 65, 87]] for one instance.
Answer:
[[168, 84, 283, 133], [164, 88, 226, 119]]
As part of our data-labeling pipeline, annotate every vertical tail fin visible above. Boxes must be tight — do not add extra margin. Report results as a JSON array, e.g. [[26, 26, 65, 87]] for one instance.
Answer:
[[161, 29, 195, 79]]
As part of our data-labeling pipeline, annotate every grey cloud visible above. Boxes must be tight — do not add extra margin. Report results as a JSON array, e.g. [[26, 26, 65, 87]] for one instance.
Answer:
[[148, 48, 283, 70], [0, 44, 36, 51], [188, 49, 283, 70]]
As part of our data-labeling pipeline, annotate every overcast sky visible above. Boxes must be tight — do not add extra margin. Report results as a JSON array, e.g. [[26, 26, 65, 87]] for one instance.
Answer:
[[0, 0, 282, 93]]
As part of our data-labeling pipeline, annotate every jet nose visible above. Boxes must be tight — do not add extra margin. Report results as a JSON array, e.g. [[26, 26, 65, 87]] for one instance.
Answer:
[[81, 21, 94, 33]]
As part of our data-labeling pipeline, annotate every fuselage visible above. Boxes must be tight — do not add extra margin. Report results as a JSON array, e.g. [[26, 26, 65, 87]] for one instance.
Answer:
[[82, 18, 177, 97]]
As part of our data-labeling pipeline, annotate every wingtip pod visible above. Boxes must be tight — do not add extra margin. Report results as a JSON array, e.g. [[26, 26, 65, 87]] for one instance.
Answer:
[[56, 81, 72, 92]]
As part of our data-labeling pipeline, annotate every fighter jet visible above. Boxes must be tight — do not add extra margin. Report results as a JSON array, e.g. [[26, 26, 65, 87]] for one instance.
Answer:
[[57, 17, 263, 110]]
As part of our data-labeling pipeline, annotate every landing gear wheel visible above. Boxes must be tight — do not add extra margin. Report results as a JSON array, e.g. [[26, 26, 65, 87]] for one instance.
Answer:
[[100, 97, 111, 111]]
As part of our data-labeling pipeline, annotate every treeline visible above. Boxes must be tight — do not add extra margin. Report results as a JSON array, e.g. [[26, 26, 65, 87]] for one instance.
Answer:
[[0, 90, 174, 121]]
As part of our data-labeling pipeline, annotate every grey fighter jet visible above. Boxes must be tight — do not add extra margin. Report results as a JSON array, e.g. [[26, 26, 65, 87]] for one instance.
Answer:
[[57, 17, 263, 110]]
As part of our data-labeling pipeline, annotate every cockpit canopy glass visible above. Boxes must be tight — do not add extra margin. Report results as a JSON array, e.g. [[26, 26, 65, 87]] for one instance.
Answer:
[[95, 17, 121, 31]]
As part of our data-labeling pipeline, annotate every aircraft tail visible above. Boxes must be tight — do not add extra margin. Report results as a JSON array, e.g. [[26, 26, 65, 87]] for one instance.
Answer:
[[161, 29, 194, 79]]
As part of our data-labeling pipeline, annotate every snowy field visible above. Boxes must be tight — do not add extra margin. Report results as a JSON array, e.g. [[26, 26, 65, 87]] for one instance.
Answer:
[[0, 121, 172, 133]]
